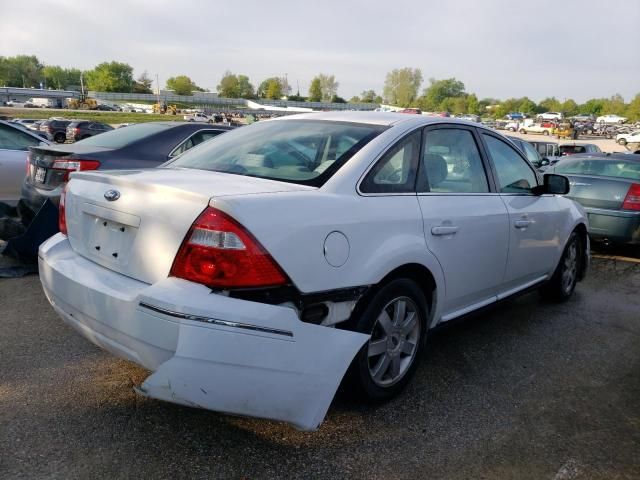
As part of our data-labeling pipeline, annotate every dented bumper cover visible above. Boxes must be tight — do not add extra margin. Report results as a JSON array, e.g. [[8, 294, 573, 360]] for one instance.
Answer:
[[39, 234, 368, 431]]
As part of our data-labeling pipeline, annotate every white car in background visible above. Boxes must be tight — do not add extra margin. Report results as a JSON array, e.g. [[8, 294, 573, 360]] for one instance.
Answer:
[[616, 130, 640, 145], [537, 112, 563, 121], [183, 112, 211, 123], [39, 112, 589, 430], [596, 114, 627, 124]]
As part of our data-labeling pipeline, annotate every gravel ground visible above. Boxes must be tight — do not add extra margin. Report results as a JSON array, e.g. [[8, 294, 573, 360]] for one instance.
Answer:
[[1, 258, 639, 479]]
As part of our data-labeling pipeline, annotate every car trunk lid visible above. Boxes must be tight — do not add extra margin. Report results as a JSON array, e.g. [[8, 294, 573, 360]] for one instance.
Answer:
[[564, 174, 632, 210], [64, 168, 313, 284], [28, 145, 110, 190]]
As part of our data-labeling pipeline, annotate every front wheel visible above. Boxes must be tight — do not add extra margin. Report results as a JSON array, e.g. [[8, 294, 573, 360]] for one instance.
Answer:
[[540, 231, 582, 302], [618, 138, 627, 145], [348, 278, 428, 401]]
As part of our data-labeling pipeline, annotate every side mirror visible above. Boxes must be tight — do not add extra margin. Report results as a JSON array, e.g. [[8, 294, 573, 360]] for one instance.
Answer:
[[536, 173, 569, 195], [540, 158, 550, 166]]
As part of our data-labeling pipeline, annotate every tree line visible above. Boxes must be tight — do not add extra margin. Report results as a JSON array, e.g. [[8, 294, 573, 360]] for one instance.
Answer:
[[1, 56, 638, 121]]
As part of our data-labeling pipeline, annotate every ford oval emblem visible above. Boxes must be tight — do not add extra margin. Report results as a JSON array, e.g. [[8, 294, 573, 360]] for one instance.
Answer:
[[104, 190, 120, 201]]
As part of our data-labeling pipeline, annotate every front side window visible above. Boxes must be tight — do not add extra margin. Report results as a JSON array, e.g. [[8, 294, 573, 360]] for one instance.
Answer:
[[168, 120, 386, 186], [483, 134, 537, 193], [360, 130, 420, 193], [420, 128, 489, 193], [0, 124, 40, 151]]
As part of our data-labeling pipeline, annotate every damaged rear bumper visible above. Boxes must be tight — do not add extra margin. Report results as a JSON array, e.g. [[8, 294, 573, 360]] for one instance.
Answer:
[[39, 234, 368, 431]]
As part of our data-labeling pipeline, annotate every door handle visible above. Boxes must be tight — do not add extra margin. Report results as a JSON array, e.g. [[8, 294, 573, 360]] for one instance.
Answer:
[[431, 225, 459, 236], [514, 220, 531, 229]]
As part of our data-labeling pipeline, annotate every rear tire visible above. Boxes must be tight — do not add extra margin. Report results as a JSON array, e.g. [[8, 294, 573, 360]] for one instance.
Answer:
[[54, 133, 65, 143], [543, 130, 549, 136], [540, 231, 582, 302], [618, 138, 627, 145], [519, 129, 527, 134], [348, 278, 428, 401]]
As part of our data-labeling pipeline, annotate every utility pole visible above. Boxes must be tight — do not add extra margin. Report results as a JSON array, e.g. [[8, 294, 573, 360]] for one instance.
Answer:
[[156, 73, 160, 106]]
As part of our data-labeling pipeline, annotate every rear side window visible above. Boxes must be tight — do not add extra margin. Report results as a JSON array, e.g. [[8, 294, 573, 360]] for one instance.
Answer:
[[555, 160, 640, 181], [360, 130, 420, 193], [420, 128, 489, 193], [483, 134, 537, 193]]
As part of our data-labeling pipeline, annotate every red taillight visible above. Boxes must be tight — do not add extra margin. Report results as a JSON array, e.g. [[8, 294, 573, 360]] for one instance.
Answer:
[[59, 185, 68, 235], [170, 207, 288, 289], [622, 183, 640, 211], [73, 127, 80, 134], [51, 159, 101, 182]]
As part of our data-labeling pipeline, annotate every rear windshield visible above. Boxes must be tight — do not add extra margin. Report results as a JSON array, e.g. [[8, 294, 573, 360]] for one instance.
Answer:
[[166, 119, 386, 186], [73, 122, 173, 148], [555, 159, 640, 181], [559, 145, 586, 154]]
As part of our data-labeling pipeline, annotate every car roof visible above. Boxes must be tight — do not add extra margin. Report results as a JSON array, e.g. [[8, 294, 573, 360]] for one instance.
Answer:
[[0, 120, 50, 142], [273, 111, 481, 128]]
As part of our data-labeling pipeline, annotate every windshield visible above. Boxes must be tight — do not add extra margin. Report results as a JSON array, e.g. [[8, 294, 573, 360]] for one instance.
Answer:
[[555, 159, 640, 181], [166, 119, 386, 186], [74, 122, 173, 148]]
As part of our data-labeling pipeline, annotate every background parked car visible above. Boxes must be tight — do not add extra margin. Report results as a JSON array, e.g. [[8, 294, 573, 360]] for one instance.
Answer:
[[39, 119, 71, 143], [184, 112, 211, 122], [519, 123, 554, 136], [0, 120, 50, 206], [559, 143, 602, 156], [22, 122, 233, 218], [65, 121, 114, 142], [550, 153, 640, 244], [617, 130, 640, 145], [596, 114, 627, 124], [572, 114, 596, 123], [505, 112, 526, 120], [537, 112, 563, 121]]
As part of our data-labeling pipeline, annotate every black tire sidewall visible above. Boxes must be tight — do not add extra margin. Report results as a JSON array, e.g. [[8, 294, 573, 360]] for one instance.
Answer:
[[351, 278, 429, 401]]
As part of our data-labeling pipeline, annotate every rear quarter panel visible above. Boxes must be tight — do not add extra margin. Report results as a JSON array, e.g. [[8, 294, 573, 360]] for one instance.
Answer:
[[213, 192, 446, 322]]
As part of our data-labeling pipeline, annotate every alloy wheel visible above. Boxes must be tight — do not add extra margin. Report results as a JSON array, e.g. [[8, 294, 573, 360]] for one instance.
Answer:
[[367, 296, 421, 387]]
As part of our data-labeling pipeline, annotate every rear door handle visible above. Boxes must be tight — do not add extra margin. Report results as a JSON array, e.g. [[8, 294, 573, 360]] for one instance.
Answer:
[[431, 225, 459, 236], [514, 220, 531, 229]]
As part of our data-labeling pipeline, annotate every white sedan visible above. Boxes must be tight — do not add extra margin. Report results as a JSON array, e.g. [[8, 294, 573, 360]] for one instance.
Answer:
[[39, 112, 589, 430], [596, 114, 627, 124], [616, 130, 640, 145]]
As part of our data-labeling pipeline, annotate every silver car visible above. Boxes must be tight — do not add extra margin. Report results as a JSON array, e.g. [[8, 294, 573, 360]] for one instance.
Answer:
[[0, 120, 50, 206]]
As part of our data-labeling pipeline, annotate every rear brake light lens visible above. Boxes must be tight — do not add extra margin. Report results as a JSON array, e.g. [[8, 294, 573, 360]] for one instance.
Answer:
[[170, 207, 288, 289], [59, 185, 68, 235], [622, 183, 640, 211], [51, 159, 101, 182]]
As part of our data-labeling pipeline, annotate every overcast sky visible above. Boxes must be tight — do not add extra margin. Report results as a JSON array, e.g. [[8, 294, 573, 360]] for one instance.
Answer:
[[2, 0, 638, 102]]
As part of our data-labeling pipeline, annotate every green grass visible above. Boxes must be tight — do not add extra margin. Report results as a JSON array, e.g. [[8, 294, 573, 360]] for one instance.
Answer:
[[0, 107, 186, 125]]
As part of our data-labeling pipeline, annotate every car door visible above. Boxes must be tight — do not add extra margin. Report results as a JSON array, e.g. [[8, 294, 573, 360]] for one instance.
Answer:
[[480, 132, 564, 293], [416, 125, 509, 320], [0, 123, 42, 204]]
